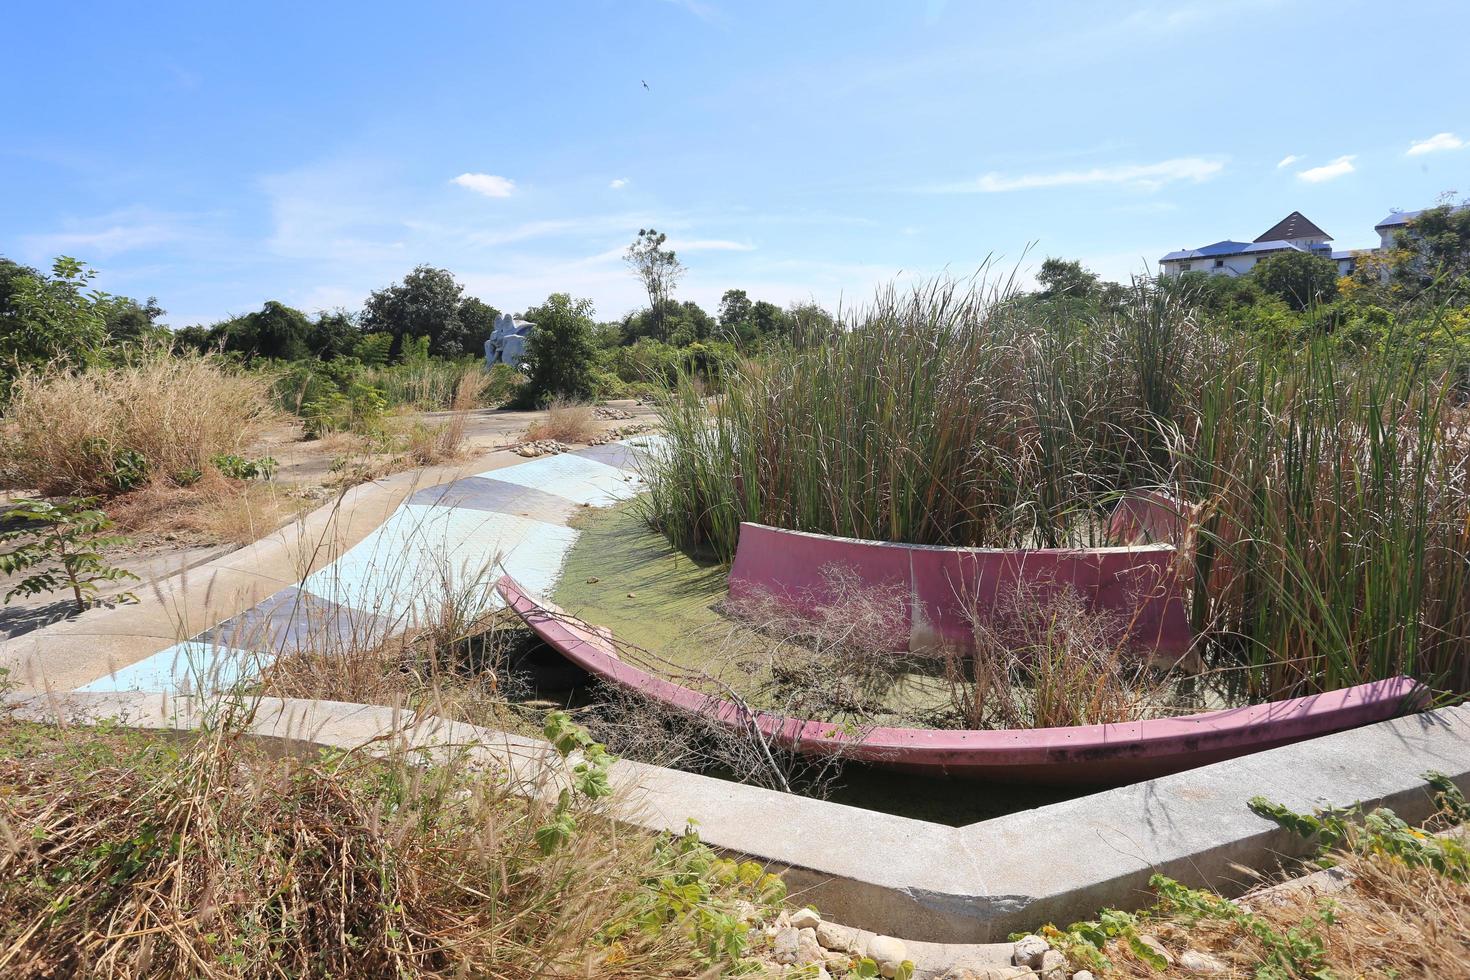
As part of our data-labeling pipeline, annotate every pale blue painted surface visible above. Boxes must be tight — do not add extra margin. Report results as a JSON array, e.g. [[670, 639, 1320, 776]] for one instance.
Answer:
[[475, 452, 642, 507], [73, 443, 645, 694], [77, 641, 263, 694], [297, 504, 578, 620]]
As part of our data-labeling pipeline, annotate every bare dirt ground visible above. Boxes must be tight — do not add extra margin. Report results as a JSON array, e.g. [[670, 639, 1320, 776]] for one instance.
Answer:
[[0, 400, 658, 640]]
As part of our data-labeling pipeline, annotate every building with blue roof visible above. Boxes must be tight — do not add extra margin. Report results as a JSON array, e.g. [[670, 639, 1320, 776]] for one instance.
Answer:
[[1158, 211, 1351, 278]]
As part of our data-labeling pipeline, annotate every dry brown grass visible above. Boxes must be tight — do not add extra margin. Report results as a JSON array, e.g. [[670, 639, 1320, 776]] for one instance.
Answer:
[[107, 471, 313, 548], [524, 399, 598, 444], [0, 351, 281, 496], [0, 711, 781, 979], [1097, 840, 1470, 978], [951, 586, 1174, 729]]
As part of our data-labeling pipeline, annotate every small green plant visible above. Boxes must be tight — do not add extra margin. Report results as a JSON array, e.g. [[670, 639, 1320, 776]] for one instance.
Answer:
[[1250, 773, 1470, 882], [0, 497, 139, 613], [210, 454, 278, 481]]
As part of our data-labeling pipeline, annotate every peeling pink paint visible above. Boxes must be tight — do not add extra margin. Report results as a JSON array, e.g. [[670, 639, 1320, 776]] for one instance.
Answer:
[[497, 576, 1427, 784], [727, 522, 1194, 656]]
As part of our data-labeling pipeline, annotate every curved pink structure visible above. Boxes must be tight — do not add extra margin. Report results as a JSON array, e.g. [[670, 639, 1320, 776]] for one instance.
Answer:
[[498, 576, 1425, 784], [727, 522, 1194, 657]]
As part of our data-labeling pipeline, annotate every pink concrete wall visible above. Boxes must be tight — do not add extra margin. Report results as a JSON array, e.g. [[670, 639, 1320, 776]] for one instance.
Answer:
[[498, 576, 1425, 785], [727, 522, 1193, 656]]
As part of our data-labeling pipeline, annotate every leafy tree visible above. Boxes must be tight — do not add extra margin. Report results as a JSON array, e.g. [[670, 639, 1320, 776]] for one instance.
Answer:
[[750, 300, 786, 338], [1249, 251, 1340, 312], [520, 293, 599, 403], [170, 323, 215, 354], [458, 296, 501, 356], [1036, 257, 1101, 299], [306, 310, 360, 360], [101, 295, 166, 345], [622, 299, 714, 347], [0, 497, 138, 613], [0, 256, 109, 384], [212, 300, 312, 361], [361, 265, 469, 357], [1380, 200, 1470, 300], [784, 301, 837, 343], [718, 288, 752, 330], [624, 229, 684, 341]]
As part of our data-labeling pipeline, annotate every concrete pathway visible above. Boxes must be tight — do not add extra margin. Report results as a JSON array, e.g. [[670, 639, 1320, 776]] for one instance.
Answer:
[[0, 437, 661, 694]]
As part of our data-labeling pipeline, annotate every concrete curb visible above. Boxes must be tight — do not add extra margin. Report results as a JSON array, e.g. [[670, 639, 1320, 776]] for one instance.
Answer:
[[7, 689, 1467, 943]]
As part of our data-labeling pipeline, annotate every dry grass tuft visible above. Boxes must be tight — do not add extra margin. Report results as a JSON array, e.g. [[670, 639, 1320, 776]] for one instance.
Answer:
[[524, 399, 598, 444], [0, 350, 281, 497], [106, 471, 312, 547], [952, 586, 1173, 729], [0, 712, 780, 979]]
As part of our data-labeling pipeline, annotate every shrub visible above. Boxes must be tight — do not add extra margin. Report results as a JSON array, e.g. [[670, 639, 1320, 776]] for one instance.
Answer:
[[0, 497, 138, 612], [0, 350, 280, 496], [519, 293, 600, 404]]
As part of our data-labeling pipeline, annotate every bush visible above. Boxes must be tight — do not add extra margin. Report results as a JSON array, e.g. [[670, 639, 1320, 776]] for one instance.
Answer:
[[524, 398, 598, 443], [0, 351, 280, 496], [519, 293, 600, 404]]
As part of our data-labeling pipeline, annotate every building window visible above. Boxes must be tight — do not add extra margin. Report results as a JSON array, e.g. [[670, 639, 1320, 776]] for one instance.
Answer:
[[1179, 262, 1191, 272], [1214, 258, 1225, 268]]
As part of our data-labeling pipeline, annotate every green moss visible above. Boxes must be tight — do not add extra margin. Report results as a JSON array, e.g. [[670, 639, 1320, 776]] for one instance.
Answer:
[[554, 501, 730, 671]]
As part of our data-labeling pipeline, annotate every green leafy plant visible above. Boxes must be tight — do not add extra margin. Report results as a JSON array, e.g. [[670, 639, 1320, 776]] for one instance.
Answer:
[[1250, 774, 1470, 882], [210, 454, 278, 481], [0, 497, 139, 612]]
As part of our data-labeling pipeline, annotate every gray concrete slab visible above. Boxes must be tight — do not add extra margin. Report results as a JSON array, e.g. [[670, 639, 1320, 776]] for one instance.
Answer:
[[8, 689, 1466, 945]]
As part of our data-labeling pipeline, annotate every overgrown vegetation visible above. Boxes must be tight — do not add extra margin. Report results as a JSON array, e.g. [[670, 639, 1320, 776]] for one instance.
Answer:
[[1045, 775, 1470, 978], [0, 707, 793, 978], [645, 244, 1470, 699]]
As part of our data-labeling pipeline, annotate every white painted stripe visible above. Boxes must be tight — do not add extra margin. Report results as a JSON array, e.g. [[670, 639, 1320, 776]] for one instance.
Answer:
[[477, 452, 643, 507]]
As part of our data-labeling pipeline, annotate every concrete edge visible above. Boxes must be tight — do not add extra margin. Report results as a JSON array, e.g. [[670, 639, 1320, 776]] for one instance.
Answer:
[[6, 689, 1467, 945]]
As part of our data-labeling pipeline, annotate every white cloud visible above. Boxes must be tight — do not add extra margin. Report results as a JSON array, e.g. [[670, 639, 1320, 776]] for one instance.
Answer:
[[1407, 132, 1465, 156], [1297, 155, 1355, 183], [936, 157, 1223, 193], [609, 177, 630, 189], [22, 207, 204, 258], [1276, 154, 1301, 168], [667, 238, 755, 252], [451, 172, 516, 197]]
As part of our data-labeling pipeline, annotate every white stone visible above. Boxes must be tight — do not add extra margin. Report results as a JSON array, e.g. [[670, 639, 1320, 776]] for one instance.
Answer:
[[817, 920, 860, 953], [790, 906, 822, 930], [772, 926, 801, 965], [1180, 950, 1227, 974], [864, 935, 908, 978], [1012, 934, 1050, 969], [1072, 972, 1096, 980], [1136, 935, 1176, 966], [938, 968, 1031, 980], [797, 927, 824, 963], [1040, 949, 1069, 980]]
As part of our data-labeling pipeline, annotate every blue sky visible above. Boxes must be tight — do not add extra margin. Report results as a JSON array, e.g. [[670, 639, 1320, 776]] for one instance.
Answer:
[[3, 1, 1466, 328]]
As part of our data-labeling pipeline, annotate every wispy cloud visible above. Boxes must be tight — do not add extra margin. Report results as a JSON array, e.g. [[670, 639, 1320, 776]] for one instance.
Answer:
[[451, 172, 516, 197], [1276, 154, 1302, 169], [668, 238, 755, 252], [609, 177, 630, 189], [1297, 155, 1355, 183], [22, 207, 205, 258], [656, 0, 726, 25], [1407, 132, 1465, 156], [932, 157, 1223, 194]]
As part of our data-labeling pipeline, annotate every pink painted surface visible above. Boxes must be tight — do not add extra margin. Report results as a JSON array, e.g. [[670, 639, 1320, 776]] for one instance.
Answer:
[[727, 522, 1193, 656], [497, 576, 1426, 785], [1108, 490, 1198, 548]]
